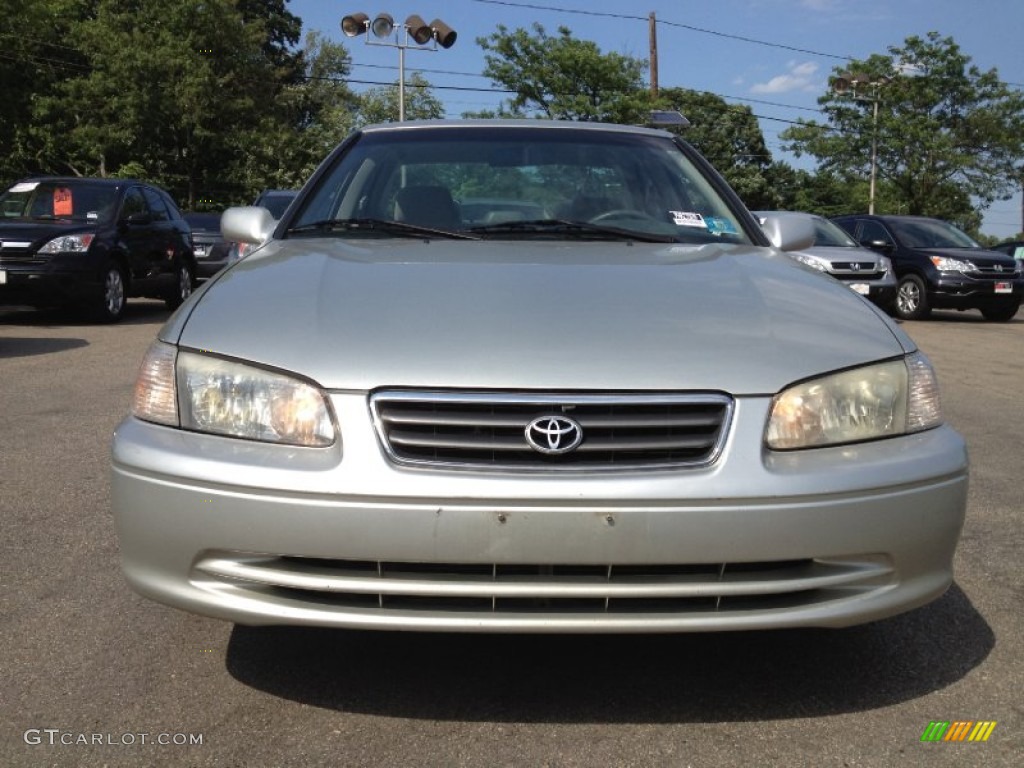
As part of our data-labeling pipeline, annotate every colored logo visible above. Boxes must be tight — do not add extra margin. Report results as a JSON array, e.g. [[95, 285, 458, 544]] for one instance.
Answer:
[[920, 721, 997, 742]]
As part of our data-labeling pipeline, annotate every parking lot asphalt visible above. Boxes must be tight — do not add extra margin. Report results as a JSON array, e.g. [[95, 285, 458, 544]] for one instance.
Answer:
[[1, 301, 1021, 767]]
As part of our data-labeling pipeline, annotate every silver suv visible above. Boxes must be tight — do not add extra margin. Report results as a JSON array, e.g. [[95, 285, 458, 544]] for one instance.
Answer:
[[757, 211, 896, 309]]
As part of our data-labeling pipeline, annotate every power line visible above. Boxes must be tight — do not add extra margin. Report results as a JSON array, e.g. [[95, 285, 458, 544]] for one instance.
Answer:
[[470, 0, 853, 61]]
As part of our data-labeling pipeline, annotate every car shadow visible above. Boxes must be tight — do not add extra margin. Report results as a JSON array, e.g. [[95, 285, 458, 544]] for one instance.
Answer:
[[0, 301, 171, 328], [224, 583, 992, 723], [0, 335, 89, 358], [926, 310, 1021, 324]]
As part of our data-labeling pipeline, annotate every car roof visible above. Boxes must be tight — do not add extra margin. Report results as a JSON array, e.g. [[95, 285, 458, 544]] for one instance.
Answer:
[[17, 176, 143, 187], [358, 118, 677, 140]]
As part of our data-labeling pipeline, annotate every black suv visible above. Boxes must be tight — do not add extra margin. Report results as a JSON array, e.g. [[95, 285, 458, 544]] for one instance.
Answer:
[[0, 177, 195, 321], [831, 214, 1022, 322]]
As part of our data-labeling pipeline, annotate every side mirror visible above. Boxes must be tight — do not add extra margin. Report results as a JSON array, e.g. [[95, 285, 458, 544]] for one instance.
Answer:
[[861, 239, 894, 253], [221, 206, 277, 245], [759, 214, 816, 252]]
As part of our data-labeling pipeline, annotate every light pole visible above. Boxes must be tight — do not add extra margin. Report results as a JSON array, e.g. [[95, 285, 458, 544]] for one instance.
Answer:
[[831, 72, 889, 215], [341, 12, 457, 122]]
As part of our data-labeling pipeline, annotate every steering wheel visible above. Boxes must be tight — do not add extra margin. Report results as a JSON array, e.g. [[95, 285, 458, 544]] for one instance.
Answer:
[[588, 209, 662, 224]]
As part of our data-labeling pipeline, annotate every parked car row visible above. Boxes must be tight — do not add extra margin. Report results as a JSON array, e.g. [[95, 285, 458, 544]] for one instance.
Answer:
[[754, 210, 1022, 323], [0, 181, 299, 321], [831, 214, 1022, 322], [1, 170, 1018, 326]]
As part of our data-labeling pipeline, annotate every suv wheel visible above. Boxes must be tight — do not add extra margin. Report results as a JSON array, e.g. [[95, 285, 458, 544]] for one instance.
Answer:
[[980, 301, 1020, 322], [165, 261, 194, 309], [92, 261, 127, 323], [895, 275, 930, 320]]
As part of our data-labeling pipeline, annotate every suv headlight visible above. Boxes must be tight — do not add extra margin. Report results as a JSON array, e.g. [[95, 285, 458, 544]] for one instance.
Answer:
[[131, 341, 335, 447], [789, 252, 829, 272], [930, 255, 975, 272], [765, 352, 942, 450], [38, 233, 95, 253]]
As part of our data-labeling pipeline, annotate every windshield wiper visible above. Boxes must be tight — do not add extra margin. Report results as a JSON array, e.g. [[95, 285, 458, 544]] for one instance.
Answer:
[[466, 219, 676, 244], [286, 217, 479, 240]]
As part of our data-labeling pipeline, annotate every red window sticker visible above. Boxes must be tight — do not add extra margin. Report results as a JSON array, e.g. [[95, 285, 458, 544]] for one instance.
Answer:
[[53, 187, 73, 216]]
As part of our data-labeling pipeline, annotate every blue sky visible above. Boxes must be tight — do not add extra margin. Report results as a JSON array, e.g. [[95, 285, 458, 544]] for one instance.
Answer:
[[288, 0, 1024, 238]]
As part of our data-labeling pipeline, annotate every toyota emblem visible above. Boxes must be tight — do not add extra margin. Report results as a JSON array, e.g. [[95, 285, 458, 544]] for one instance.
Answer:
[[525, 415, 583, 455]]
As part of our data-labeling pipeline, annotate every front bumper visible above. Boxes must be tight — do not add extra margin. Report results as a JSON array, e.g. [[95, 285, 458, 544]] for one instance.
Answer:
[[0, 257, 101, 306], [111, 395, 969, 633], [929, 273, 1024, 308]]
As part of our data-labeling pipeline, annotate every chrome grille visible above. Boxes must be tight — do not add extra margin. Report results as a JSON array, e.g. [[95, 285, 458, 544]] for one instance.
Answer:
[[973, 264, 1019, 278], [0, 239, 40, 265], [833, 270, 886, 282], [370, 391, 733, 470], [193, 552, 894, 618]]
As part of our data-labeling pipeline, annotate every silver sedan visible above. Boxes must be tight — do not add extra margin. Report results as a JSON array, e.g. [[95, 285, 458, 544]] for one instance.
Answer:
[[112, 120, 967, 633]]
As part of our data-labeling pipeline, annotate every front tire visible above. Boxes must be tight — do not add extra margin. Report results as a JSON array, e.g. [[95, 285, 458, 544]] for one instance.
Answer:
[[91, 261, 127, 323], [165, 261, 195, 309], [894, 275, 930, 320]]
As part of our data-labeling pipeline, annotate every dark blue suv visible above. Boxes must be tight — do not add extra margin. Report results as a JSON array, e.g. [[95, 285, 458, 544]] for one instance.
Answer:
[[0, 177, 195, 322], [832, 214, 1022, 322]]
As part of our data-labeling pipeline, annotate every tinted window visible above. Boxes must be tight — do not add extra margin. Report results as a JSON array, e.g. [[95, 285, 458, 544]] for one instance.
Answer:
[[121, 188, 147, 221], [143, 187, 170, 221], [888, 218, 980, 249], [812, 217, 858, 247], [859, 220, 892, 245]]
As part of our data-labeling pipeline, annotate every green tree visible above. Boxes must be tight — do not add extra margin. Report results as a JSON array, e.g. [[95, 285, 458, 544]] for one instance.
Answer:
[[473, 23, 653, 124], [656, 88, 779, 208], [26, 0, 305, 207], [356, 72, 445, 125], [230, 30, 359, 196], [781, 32, 1024, 222], [0, 0, 90, 184]]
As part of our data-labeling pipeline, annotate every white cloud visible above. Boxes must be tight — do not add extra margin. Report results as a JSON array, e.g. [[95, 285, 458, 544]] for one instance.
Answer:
[[750, 61, 820, 94]]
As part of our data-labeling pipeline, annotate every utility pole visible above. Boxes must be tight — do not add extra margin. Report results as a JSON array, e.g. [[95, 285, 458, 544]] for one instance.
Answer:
[[649, 12, 658, 98]]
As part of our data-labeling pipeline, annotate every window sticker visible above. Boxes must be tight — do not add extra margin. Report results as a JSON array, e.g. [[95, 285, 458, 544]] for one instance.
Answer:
[[704, 216, 739, 236], [670, 211, 707, 228], [53, 187, 73, 216]]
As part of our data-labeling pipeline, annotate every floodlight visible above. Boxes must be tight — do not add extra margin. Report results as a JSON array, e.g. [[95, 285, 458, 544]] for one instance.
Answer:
[[340, 12, 369, 37], [371, 13, 394, 38], [430, 19, 457, 49], [405, 15, 433, 45]]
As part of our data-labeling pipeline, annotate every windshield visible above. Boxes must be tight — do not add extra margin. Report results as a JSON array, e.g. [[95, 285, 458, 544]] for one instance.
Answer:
[[889, 218, 981, 249], [288, 126, 753, 245], [812, 217, 859, 247], [256, 192, 297, 219], [0, 180, 118, 224]]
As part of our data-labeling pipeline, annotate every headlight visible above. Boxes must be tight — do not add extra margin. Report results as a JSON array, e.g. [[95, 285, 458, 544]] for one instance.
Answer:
[[38, 233, 95, 253], [765, 352, 942, 450], [131, 341, 335, 447], [789, 252, 829, 272], [930, 255, 974, 272]]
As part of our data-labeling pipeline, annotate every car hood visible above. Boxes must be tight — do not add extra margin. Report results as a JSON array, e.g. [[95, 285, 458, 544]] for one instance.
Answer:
[[168, 238, 912, 394], [0, 219, 96, 247]]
